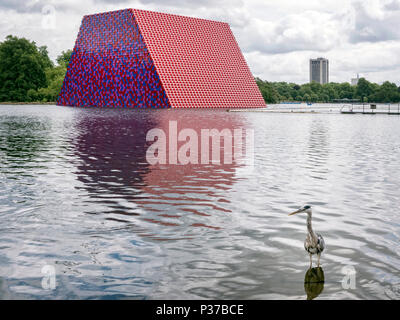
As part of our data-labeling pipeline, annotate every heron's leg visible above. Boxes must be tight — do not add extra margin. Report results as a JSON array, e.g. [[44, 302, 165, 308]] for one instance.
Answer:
[[309, 253, 312, 268], [317, 253, 321, 267]]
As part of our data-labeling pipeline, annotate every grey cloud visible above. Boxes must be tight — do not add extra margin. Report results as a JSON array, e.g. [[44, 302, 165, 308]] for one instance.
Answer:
[[93, 0, 240, 8], [139, 0, 216, 5], [349, 1, 400, 43], [93, 0, 247, 27], [238, 10, 346, 55], [0, 0, 47, 13], [138, 0, 220, 6], [385, 0, 400, 11]]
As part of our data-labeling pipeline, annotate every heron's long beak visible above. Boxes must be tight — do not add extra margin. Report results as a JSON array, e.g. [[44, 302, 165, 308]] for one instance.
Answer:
[[289, 208, 305, 216]]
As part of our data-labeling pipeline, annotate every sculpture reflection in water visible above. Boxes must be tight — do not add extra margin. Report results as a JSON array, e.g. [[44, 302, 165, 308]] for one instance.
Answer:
[[304, 266, 325, 300], [70, 108, 250, 241]]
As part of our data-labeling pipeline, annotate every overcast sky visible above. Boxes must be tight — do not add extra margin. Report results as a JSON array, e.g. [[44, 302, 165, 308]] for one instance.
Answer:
[[1, 0, 400, 85]]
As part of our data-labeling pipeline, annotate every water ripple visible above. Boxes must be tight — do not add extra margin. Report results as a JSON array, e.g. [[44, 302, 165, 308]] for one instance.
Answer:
[[0, 105, 400, 299]]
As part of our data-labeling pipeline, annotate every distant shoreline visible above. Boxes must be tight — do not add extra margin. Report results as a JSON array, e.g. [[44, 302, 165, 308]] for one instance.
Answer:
[[0, 102, 55, 105], [1, 102, 399, 107]]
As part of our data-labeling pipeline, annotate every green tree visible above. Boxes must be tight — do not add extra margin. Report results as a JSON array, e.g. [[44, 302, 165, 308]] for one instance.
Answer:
[[310, 81, 322, 94], [370, 81, 400, 103], [28, 66, 67, 102], [299, 83, 312, 98], [255, 78, 280, 104], [56, 49, 72, 68], [27, 51, 70, 102], [355, 78, 373, 102], [310, 93, 318, 102], [337, 82, 355, 99], [0, 35, 51, 102], [38, 45, 53, 69], [321, 83, 337, 101]]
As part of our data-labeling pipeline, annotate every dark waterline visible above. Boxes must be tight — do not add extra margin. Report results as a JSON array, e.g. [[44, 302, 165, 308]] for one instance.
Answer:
[[0, 104, 399, 299]]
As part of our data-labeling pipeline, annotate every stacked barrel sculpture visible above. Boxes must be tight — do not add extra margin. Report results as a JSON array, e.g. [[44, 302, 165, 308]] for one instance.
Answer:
[[57, 9, 266, 108]]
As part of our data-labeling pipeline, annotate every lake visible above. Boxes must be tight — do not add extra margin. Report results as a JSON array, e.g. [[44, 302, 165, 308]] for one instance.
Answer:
[[0, 104, 399, 299]]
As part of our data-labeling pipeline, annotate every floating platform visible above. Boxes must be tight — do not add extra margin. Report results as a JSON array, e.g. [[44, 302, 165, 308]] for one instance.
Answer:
[[341, 111, 400, 115], [227, 103, 400, 115], [340, 104, 400, 115]]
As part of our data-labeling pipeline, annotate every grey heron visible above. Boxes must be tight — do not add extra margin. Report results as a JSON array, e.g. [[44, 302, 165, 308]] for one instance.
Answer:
[[289, 205, 325, 267]]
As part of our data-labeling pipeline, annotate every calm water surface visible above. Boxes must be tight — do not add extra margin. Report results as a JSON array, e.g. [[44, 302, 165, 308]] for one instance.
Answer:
[[0, 104, 399, 299]]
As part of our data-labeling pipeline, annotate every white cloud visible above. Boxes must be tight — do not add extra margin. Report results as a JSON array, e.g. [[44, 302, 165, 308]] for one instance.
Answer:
[[349, 0, 400, 43], [236, 10, 351, 54], [331, 40, 400, 83]]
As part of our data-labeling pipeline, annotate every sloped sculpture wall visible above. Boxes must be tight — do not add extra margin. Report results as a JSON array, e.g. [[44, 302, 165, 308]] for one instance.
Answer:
[[58, 9, 266, 108]]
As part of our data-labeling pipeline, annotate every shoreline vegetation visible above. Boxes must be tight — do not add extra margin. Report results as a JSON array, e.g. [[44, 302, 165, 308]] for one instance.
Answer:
[[1, 35, 400, 105], [0, 101, 55, 105], [255, 78, 400, 104]]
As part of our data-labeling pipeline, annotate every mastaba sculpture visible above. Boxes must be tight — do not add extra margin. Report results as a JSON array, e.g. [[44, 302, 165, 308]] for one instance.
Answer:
[[57, 8, 266, 108]]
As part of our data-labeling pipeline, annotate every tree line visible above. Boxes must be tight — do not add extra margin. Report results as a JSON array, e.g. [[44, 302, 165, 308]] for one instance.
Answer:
[[1, 35, 400, 104], [256, 77, 400, 104], [0, 35, 71, 102]]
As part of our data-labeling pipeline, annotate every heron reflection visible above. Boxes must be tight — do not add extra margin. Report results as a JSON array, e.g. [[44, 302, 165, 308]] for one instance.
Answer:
[[304, 267, 325, 300], [289, 205, 325, 268]]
